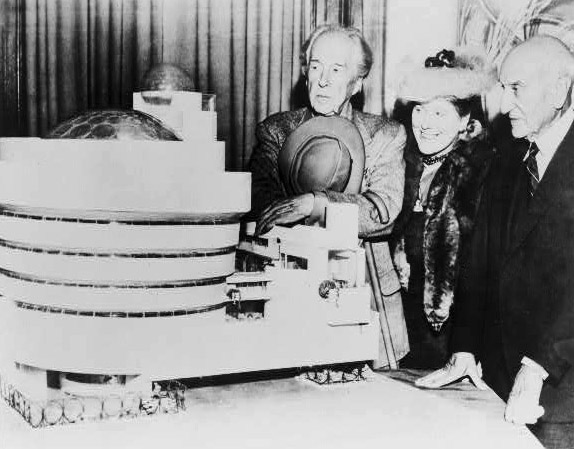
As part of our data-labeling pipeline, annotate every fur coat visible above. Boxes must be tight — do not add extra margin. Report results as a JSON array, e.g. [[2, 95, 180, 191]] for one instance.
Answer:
[[392, 125, 494, 331]]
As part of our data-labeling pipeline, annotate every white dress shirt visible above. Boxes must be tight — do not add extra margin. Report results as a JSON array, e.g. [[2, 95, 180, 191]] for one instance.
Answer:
[[532, 106, 574, 179]]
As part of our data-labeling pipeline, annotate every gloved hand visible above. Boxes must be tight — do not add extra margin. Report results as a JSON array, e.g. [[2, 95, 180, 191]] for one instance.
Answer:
[[255, 193, 314, 236], [415, 352, 488, 390], [504, 364, 545, 425]]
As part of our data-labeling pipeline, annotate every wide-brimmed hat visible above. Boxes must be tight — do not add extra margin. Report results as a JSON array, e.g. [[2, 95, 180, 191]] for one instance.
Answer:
[[278, 116, 365, 195], [396, 48, 497, 103]]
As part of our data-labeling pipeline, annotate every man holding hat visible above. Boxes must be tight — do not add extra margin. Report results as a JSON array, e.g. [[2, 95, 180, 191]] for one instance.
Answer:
[[248, 24, 409, 367]]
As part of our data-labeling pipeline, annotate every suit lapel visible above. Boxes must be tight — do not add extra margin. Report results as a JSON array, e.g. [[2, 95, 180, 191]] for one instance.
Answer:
[[504, 146, 530, 251], [506, 121, 574, 257], [403, 145, 424, 212]]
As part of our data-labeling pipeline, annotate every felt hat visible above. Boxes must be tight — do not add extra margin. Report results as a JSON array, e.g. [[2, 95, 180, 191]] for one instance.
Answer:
[[396, 48, 497, 103], [278, 116, 365, 195]]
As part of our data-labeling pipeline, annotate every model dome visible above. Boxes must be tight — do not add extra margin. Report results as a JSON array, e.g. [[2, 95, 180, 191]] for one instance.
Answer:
[[46, 109, 181, 140], [141, 63, 195, 92]]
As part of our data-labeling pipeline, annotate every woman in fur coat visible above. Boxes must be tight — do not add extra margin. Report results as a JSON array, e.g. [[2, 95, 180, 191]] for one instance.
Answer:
[[391, 49, 496, 368]]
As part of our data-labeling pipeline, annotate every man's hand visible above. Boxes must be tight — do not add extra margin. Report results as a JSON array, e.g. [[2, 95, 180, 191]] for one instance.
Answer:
[[504, 364, 545, 425], [415, 352, 488, 390], [255, 194, 315, 236]]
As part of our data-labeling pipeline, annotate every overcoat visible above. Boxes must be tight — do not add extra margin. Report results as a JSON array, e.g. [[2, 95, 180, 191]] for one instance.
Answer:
[[452, 122, 574, 426]]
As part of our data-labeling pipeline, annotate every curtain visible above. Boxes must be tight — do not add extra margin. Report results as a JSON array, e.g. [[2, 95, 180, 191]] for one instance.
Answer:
[[0, 0, 24, 136], [19, 0, 387, 169], [24, 0, 163, 137], [161, 0, 314, 169]]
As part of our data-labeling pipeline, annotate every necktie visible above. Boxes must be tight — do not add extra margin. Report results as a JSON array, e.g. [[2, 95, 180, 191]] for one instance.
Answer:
[[524, 142, 540, 197]]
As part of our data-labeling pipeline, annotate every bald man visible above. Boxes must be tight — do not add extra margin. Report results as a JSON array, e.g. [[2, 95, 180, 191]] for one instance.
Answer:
[[416, 36, 574, 448]]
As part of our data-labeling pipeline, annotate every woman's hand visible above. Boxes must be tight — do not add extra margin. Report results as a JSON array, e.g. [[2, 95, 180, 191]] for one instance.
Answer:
[[255, 194, 314, 236], [415, 352, 488, 390]]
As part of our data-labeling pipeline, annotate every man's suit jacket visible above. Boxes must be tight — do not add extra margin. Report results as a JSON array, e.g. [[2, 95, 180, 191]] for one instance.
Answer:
[[249, 107, 405, 234], [452, 121, 574, 423], [248, 107, 410, 363]]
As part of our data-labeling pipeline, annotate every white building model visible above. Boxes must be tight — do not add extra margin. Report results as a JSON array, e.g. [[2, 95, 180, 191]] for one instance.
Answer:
[[0, 87, 378, 427], [239, 203, 374, 328]]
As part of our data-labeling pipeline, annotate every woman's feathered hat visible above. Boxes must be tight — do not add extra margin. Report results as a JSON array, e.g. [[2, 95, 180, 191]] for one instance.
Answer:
[[396, 48, 497, 103]]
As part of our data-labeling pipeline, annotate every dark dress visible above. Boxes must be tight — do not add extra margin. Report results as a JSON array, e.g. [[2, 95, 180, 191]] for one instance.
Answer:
[[400, 211, 452, 368], [391, 132, 494, 369]]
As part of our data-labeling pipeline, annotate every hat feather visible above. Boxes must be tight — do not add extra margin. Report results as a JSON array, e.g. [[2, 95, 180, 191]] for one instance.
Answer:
[[396, 47, 497, 103]]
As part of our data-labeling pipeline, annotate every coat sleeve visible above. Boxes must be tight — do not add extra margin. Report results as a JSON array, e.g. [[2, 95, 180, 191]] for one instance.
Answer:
[[248, 120, 288, 218], [517, 237, 574, 383], [501, 163, 574, 383], [450, 177, 490, 357], [323, 124, 407, 239]]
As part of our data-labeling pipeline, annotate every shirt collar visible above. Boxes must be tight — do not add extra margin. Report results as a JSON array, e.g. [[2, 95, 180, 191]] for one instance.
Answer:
[[309, 102, 354, 120], [534, 107, 574, 157], [338, 102, 354, 120]]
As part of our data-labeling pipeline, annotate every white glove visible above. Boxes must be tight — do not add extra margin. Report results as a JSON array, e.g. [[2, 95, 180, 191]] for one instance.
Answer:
[[504, 364, 545, 425]]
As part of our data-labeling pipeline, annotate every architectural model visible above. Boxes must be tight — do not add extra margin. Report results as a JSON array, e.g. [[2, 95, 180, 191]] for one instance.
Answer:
[[0, 81, 378, 427]]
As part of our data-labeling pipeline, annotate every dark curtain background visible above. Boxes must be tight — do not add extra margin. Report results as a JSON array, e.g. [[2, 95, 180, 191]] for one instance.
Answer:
[[0, 0, 387, 169], [0, 0, 24, 136]]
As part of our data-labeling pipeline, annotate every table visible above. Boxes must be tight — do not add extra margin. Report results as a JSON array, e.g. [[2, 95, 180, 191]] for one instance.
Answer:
[[0, 369, 543, 449]]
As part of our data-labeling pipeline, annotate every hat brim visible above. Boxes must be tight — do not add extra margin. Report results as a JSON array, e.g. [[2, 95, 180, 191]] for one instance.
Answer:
[[398, 67, 496, 103], [279, 116, 365, 195]]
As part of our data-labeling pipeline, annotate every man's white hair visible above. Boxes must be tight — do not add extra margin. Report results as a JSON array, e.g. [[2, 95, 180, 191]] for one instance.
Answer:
[[509, 35, 574, 108], [300, 25, 373, 80]]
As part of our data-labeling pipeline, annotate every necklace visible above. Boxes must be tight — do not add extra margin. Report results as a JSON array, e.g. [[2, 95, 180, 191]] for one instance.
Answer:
[[422, 152, 449, 166]]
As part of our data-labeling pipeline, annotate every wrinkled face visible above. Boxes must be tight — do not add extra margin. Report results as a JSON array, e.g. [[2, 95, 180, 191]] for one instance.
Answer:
[[499, 52, 558, 139], [411, 98, 468, 156], [307, 33, 362, 116]]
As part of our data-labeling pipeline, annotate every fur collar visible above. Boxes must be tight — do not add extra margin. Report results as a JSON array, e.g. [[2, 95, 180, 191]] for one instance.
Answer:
[[393, 133, 494, 330]]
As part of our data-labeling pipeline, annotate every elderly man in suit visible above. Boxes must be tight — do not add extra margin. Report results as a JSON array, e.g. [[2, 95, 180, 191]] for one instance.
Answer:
[[416, 35, 574, 449], [248, 24, 409, 367]]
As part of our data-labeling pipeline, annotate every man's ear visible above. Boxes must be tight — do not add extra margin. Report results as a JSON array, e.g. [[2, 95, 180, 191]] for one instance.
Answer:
[[351, 78, 363, 96], [460, 113, 471, 132], [552, 75, 571, 109]]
